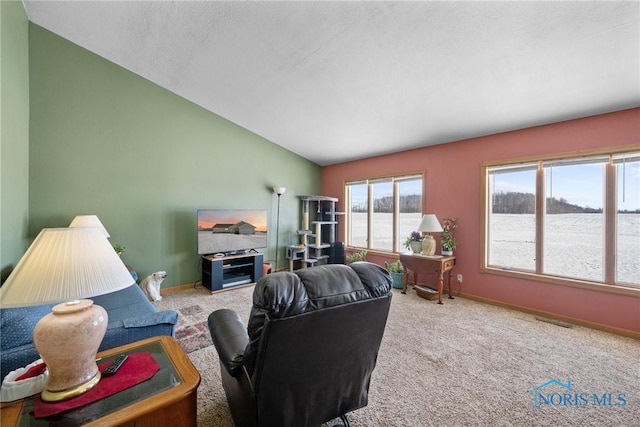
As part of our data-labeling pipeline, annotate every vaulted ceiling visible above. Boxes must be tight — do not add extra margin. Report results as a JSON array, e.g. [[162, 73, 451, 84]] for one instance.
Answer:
[[23, 1, 640, 166]]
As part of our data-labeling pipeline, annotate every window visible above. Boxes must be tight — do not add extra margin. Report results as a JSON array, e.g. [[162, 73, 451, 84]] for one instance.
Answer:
[[371, 179, 393, 251], [487, 164, 537, 271], [397, 178, 423, 249], [615, 153, 640, 285], [347, 182, 368, 248], [346, 174, 423, 253], [543, 157, 606, 282], [482, 149, 640, 289]]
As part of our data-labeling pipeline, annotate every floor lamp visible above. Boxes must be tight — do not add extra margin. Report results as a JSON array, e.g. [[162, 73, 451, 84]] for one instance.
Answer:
[[273, 186, 286, 272]]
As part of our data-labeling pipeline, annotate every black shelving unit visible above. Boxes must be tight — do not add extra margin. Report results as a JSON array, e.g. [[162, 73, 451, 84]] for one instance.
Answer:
[[201, 252, 263, 292], [292, 195, 344, 268]]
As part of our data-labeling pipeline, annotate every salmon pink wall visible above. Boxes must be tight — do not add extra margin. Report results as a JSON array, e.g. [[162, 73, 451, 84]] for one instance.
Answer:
[[322, 108, 640, 335]]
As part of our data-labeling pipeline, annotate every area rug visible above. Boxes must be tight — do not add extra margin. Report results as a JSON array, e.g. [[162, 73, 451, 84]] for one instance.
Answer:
[[174, 305, 213, 354]]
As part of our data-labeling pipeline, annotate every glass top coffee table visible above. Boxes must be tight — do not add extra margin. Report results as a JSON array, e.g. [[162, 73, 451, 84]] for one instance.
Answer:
[[1, 336, 200, 427]]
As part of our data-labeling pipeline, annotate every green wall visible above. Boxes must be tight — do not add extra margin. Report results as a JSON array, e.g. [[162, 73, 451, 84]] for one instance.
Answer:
[[28, 24, 321, 288], [0, 1, 30, 282]]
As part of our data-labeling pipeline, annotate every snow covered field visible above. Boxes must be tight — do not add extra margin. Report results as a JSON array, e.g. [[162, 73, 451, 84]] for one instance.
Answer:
[[490, 213, 639, 284], [350, 212, 639, 285]]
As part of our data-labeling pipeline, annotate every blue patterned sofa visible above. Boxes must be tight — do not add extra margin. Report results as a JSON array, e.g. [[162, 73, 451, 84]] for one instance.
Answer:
[[0, 284, 178, 380]]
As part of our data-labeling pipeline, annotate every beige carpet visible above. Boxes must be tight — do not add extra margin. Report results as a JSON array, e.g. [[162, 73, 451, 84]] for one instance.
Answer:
[[154, 285, 640, 427]]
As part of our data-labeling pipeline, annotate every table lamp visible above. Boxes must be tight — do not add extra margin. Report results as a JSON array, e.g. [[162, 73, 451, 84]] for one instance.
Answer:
[[68, 214, 110, 238], [417, 214, 443, 256], [0, 227, 134, 401]]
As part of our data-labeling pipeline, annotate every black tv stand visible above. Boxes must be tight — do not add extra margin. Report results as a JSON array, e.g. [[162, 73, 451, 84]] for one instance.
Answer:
[[201, 252, 263, 292]]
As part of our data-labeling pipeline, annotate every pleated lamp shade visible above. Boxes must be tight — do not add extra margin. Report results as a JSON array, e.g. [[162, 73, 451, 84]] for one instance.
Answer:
[[68, 215, 110, 238], [0, 227, 133, 308]]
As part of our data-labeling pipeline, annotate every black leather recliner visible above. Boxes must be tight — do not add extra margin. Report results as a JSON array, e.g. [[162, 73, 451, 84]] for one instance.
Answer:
[[207, 262, 393, 427]]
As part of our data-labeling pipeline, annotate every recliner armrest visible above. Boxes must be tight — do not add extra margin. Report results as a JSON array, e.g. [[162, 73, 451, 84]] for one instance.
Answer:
[[208, 309, 249, 377]]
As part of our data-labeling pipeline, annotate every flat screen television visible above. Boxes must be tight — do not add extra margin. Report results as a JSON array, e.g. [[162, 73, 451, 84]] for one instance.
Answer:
[[197, 209, 268, 255]]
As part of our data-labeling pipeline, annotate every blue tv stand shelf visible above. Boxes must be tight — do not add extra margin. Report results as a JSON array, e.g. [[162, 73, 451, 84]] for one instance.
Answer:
[[202, 252, 263, 292]]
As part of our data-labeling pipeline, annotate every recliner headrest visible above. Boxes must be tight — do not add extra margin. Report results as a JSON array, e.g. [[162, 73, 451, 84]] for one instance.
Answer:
[[252, 262, 391, 318]]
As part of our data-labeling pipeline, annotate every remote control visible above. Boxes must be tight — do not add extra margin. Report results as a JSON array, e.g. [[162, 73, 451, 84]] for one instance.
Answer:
[[102, 354, 128, 376]]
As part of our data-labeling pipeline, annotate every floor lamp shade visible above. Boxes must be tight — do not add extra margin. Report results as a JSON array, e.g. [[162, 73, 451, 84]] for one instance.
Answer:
[[69, 214, 110, 238], [0, 227, 135, 401]]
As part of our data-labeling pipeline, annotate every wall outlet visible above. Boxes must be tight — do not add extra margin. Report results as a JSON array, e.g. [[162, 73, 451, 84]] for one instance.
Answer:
[[457, 274, 463, 283]]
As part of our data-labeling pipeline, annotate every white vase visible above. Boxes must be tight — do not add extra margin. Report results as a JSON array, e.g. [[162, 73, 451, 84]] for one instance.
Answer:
[[409, 241, 422, 253], [34, 299, 107, 401]]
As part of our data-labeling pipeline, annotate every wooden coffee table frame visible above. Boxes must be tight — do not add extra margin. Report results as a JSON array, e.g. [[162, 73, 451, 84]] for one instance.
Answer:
[[1, 336, 200, 427]]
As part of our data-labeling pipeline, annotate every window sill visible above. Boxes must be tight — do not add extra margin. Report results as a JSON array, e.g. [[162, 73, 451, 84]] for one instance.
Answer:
[[346, 247, 405, 258], [480, 266, 640, 298]]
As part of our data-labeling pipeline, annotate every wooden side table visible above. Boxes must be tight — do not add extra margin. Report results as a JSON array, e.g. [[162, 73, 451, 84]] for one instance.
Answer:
[[1, 336, 200, 427], [399, 253, 456, 304]]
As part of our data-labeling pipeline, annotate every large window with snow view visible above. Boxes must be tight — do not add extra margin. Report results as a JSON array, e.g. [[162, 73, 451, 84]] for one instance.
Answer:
[[482, 149, 639, 289], [345, 174, 423, 253]]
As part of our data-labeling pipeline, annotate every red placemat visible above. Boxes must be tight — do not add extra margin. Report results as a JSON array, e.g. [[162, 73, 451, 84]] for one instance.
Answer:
[[34, 352, 159, 418]]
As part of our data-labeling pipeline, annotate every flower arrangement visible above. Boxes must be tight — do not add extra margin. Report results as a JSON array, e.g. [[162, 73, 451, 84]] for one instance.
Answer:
[[441, 218, 458, 251], [403, 231, 423, 250]]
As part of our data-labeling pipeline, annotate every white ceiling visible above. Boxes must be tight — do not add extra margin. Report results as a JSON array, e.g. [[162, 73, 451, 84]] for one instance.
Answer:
[[22, 1, 640, 166]]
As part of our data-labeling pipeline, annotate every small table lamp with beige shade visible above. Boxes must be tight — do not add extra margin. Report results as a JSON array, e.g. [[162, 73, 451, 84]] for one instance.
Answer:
[[0, 227, 134, 402], [417, 214, 443, 256]]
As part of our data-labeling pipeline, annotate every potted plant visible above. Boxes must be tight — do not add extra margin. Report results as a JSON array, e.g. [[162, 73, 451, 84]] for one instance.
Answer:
[[346, 249, 367, 264], [404, 231, 423, 254], [440, 217, 458, 256], [112, 243, 126, 256], [384, 260, 404, 289]]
